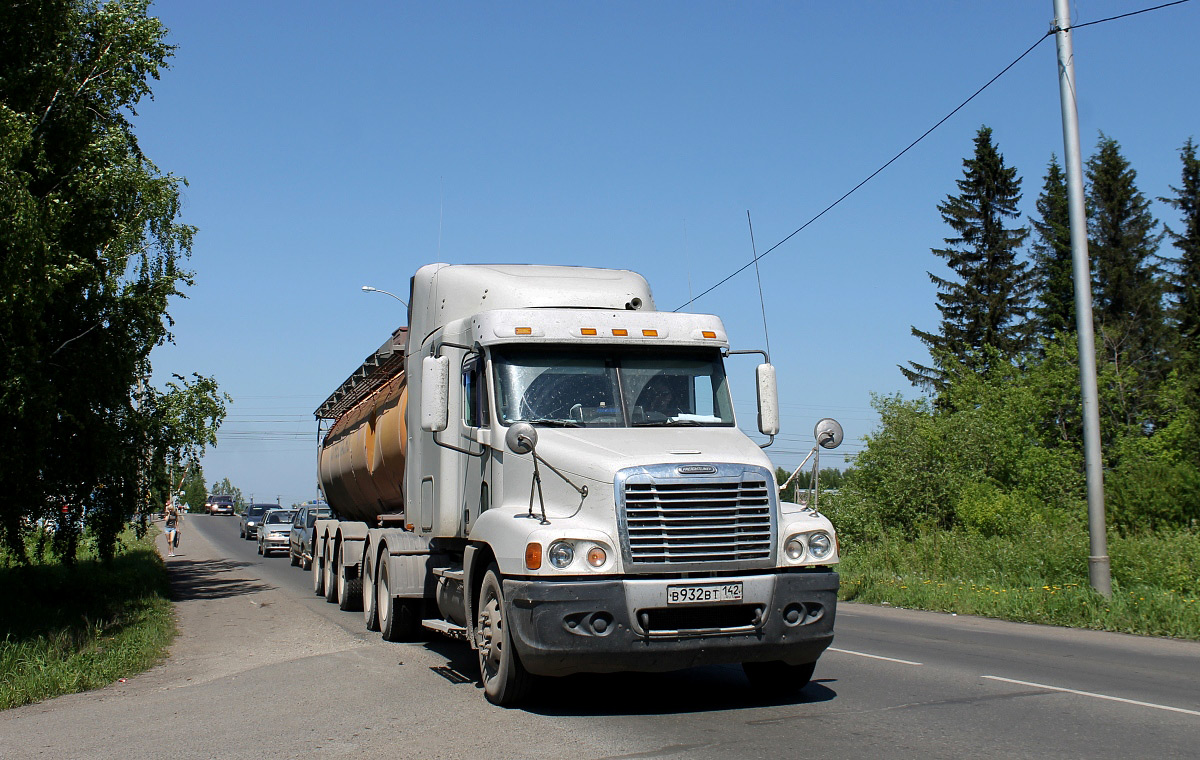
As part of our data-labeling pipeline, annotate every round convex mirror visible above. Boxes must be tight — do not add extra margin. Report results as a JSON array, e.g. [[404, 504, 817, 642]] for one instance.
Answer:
[[814, 418, 844, 449], [505, 422, 538, 454]]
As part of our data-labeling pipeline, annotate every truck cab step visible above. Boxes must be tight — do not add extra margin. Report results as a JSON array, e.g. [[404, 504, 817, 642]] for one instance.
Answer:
[[422, 619, 468, 640]]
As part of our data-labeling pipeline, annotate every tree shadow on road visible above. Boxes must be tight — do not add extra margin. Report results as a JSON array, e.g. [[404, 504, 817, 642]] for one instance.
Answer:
[[419, 638, 837, 716], [165, 558, 273, 601]]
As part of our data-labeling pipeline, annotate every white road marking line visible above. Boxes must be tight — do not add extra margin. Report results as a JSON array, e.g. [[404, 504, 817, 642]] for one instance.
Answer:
[[982, 676, 1200, 717], [828, 647, 923, 666]]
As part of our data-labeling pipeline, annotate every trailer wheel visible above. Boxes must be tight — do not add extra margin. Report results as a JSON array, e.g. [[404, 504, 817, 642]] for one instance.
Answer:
[[362, 550, 380, 631], [476, 564, 531, 706], [324, 544, 339, 603], [377, 558, 418, 642], [337, 560, 362, 612], [313, 550, 325, 596], [741, 660, 817, 697]]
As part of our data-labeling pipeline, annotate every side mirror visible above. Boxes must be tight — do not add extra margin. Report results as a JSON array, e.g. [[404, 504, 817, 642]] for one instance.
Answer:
[[505, 422, 537, 454], [815, 418, 844, 449], [756, 363, 780, 436], [421, 355, 450, 432]]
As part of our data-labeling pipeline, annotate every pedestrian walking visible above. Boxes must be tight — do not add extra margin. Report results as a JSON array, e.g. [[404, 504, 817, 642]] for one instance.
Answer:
[[165, 502, 183, 557]]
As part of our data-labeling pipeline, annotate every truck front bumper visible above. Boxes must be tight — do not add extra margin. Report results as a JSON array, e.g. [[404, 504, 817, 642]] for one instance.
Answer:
[[503, 570, 837, 677]]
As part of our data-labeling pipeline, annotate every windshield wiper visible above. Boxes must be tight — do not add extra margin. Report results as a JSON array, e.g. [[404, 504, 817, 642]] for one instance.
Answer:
[[522, 418, 582, 428], [632, 419, 703, 427]]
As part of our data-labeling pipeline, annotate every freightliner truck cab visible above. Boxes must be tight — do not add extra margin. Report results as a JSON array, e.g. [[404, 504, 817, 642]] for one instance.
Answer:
[[316, 263, 840, 706]]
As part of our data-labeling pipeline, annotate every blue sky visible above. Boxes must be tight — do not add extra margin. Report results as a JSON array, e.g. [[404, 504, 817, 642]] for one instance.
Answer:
[[138, 1, 1199, 505]]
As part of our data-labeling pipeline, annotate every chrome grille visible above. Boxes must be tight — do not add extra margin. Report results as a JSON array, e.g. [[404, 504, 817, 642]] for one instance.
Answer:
[[617, 464, 776, 571]]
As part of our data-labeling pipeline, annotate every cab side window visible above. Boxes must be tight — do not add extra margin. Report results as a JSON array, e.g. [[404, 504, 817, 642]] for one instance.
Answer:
[[462, 355, 488, 428]]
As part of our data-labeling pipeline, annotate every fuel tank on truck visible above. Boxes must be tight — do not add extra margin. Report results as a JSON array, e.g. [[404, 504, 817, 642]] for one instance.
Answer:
[[315, 327, 408, 524]]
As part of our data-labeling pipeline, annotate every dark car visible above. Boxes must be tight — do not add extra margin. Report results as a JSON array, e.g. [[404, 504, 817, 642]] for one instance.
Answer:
[[258, 508, 297, 556], [289, 503, 331, 569], [239, 503, 273, 540], [206, 495, 235, 516]]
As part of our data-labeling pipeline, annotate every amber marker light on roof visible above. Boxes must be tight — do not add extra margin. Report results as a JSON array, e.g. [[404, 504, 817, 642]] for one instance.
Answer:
[[525, 543, 543, 570], [612, 328, 628, 336], [702, 330, 717, 339], [642, 329, 658, 337], [581, 328, 597, 336], [515, 327, 533, 335]]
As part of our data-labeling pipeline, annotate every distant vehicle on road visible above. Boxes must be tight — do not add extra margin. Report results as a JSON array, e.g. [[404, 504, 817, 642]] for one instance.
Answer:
[[239, 504, 273, 540], [205, 495, 235, 516], [289, 502, 331, 569], [257, 508, 296, 556]]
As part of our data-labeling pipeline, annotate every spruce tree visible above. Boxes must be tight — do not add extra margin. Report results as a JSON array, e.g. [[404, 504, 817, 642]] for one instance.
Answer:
[[1160, 138, 1200, 342], [1030, 157, 1076, 342], [1087, 135, 1164, 330], [1159, 138, 1200, 455], [903, 126, 1034, 393], [1085, 134, 1165, 429]]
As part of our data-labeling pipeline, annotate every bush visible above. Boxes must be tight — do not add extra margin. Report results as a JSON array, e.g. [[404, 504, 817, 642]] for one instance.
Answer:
[[1108, 457, 1200, 533], [955, 480, 1040, 537]]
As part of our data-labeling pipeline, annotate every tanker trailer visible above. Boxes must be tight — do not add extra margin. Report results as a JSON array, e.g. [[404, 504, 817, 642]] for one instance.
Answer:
[[312, 327, 410, 608]]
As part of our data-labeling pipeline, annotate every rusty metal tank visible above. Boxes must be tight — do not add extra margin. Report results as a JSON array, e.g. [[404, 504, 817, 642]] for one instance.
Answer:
[[316, 328, 408, 523]]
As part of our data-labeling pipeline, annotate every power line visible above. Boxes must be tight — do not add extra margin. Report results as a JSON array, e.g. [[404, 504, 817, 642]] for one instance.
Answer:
[[674, 0, 1193, 312], [1063, 0, 1191, 31]]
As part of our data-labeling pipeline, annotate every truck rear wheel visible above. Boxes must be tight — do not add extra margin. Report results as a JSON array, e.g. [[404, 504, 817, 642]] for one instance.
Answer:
[[313, 552, 325, 596], [476, 564, 531, 707], [362, 551, 380, 631], [337, 561, 362, 612], [324, 545, 339, 604], [377, 559, 418, 642], [742, 660, 817, 698]]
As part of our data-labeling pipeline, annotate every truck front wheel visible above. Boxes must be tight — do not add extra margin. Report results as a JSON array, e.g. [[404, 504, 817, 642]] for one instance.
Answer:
[[476, 564, 531, 707], [742, 660, 817, 698]]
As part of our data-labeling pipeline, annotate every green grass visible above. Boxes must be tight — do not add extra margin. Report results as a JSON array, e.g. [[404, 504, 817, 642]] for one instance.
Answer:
[[0, 527, 177, 709], [837, 523, 1200, 640]]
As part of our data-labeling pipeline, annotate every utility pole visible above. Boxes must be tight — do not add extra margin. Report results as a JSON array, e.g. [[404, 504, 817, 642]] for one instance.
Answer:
[[1052, 0, 1111, 597]]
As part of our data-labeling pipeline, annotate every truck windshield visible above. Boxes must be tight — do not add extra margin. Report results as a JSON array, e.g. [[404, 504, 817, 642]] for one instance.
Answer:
[[492, 347, 734, 428]]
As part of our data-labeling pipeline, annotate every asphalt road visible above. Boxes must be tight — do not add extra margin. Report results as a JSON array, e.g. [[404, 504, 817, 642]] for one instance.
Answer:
[[2, 514, 1197, 759]]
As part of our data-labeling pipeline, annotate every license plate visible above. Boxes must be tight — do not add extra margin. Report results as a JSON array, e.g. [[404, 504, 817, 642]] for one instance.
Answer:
[[666, 582, 743, 605]]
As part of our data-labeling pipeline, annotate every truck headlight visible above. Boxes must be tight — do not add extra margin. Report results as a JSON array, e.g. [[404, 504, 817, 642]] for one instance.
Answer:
[[785, 537, 806, 561], [548, 541, 575, 569], [808, 531, 834, 560]]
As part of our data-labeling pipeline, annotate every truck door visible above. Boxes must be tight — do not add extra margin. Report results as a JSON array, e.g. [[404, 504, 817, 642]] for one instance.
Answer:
[[459, 353, 491, 533]]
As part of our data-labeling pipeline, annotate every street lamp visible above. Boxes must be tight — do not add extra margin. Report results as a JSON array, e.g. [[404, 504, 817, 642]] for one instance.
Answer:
[[361, 285, 408, 309]]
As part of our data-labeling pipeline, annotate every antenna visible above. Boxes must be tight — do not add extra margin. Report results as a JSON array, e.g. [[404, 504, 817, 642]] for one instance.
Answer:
[[685, 218, 693, 305], [437, 177, 444, 258], [747, 210, 771, 361]]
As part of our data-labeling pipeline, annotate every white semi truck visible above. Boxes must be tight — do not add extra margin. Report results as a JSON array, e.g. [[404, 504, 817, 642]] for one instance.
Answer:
[[312, 263, 841, 706]]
